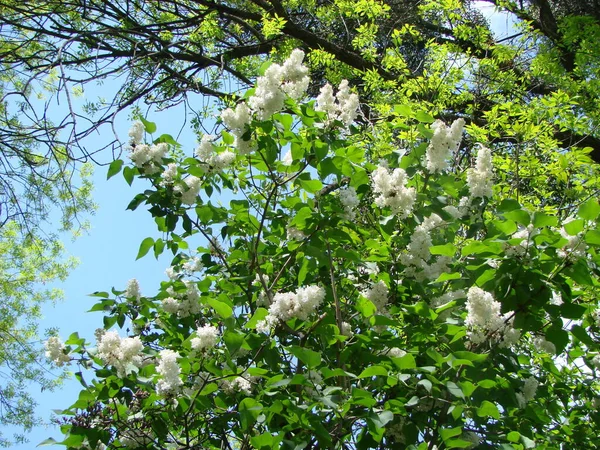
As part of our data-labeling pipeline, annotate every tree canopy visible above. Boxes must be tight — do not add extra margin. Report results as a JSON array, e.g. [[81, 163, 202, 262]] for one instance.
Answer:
[[0, 0, 599, 448]]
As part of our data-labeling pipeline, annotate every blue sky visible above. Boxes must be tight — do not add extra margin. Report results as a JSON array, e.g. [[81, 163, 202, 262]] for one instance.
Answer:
[[5, 2, 517, 447]]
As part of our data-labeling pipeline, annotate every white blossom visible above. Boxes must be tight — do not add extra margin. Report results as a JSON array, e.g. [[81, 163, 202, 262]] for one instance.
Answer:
[[156, 349, 183, 395], [221, 103, 252, 135], [97, 331, 144, 377], [533, 335, 556, 354], [315, 80, 360, 127], [128, 121, 145, 145], [465, 286, 519, 347], [516, 377, 539, 408], [44, 336, 70, 367], [191, 324, 219, 352], [260, 285, 325, 330], [362, 280, 389, 312], [425, 118, 464, 173], [182, 257, 204, 274], [339, 186, 360, 220], [160, 163, 178, 186], [286, 225, 306, 241], [125, 278, 141, 303], [467, 145, 494, 198], [221, 376, 253, 396], [175, 176, 202, 205], [370, 164, 416, 218], [557, 224, 587, 260]]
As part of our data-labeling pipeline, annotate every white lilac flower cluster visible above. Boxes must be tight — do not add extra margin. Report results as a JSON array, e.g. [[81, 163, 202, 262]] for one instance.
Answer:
[[96, 330, 144, 377], [119, 428, 153, 449], [467, 145, 494, 199], [465, 286, 520, 348], [125, 278, 141, 303], [160, 163, 178, 186], [516, 377, 539, 408], [370, 164, 416, 218], [286, 225, 306, 241], [504, 224, 538, 258], [339, 186, 360, 220], [533, 335, 556, 354], [174, 175, 202, 205], [162, 280, 202, 318], [156, 349, 183, 396], [44, 336, 70, 367], [425, 118, 465, 173], [221, 49, 311, 153], [191, 324, 219, 352], [315, 80, 360, 127], [220, 376, 252, 396], [557, 223, 588, 261], [400, 213, 451, 282], [195, 134, 236, 172], [127, 121, 169, 174], [256, 285, 326, 332], [362, 280, 389, 313]]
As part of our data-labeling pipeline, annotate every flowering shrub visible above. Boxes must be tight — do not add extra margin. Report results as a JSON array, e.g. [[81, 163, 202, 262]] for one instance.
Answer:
[[48, 50, 600, 449]]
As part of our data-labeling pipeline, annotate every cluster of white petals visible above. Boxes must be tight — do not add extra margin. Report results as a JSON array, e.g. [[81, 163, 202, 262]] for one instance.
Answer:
[[221, 376, 252, 396], [557, 224, 587, 260], [516, 377, 539, 408], [430, 289, 465, 321], [339, 186, 360, 220], [195, 134, 236, 172], [128, 142, 169, 173], [362, 280, 389, 313], [370, 164, 416, 218], [174, 176, 202, 205], [221, 50, 310, 153], [467, 145, 494, 198], [156, 349, 183, 396], [315, 80, 360, 126], [286, 225, 306, 241], [400, 214, 450, 281], [128, 121, 145, 145], [425, 118, 464, 173], [257, 285, 325, 332], [533, 335, 556, 354], [504, 224, 538, 258], [119, 428, 153, 449], [96, 331, 144, 377], [45, 336, 70, 367], [191, 324, 219, 352], [162, 281, 202, 318], [160, 163, 178, 186], [465, 287, 520, 347], [182, 257, 204, 274], [125, 278, 141, 303]]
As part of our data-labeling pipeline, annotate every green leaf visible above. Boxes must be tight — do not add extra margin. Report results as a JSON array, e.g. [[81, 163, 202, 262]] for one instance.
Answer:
[[123, 166, 136, 185], [207, 298, 233, 318], [391, 353, 416, 370], [578, 198, 600, 221], [298, 178, 323, 193], [288, 346, 321, 368], [246, 308, 269, 329], [429, 244, 456, 256], [504, 209, 530, 226], [136, 237, 154, 260], [107, 159, 123, 179], [533, 212, 558, 228], [238, 397, 263, 430], [358, 366, 388, 378], [585, 230, 600, 246], [477, 400, 500, 419], [507, 432, 521, 443], [139, 116, 157, 133], [439, 427, 462, 441], [564, 219, 585, 236], [37, 438, 58, 447], [446, 381, 464, 398], [416, 111, 435, 123]]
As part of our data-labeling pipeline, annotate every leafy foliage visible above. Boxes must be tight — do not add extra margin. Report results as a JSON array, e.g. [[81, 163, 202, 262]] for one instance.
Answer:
[[50, 61, 600, 448]]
